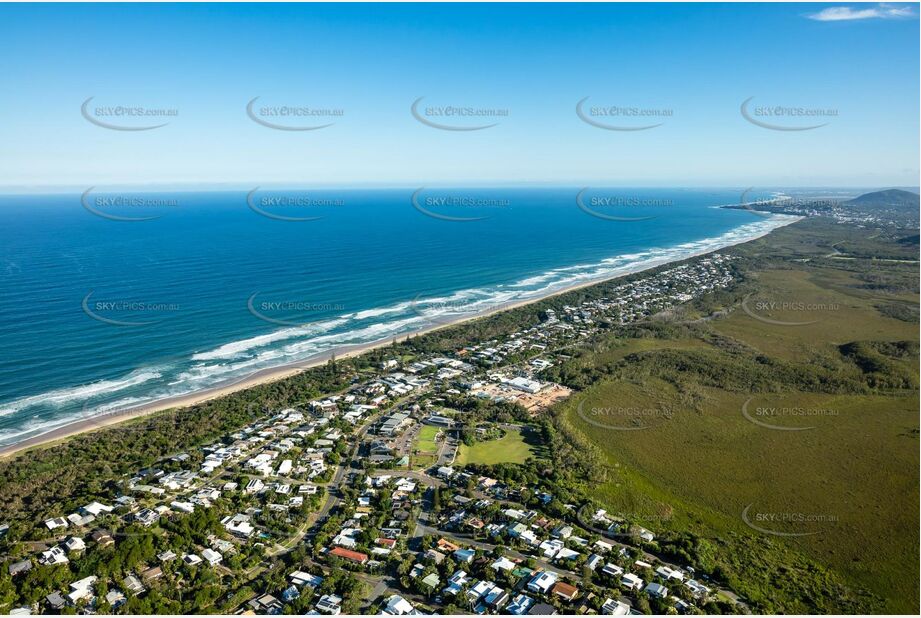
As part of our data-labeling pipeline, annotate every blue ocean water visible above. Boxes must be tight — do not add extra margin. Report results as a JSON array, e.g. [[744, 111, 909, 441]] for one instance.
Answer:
[[0, 187, 795, 446]]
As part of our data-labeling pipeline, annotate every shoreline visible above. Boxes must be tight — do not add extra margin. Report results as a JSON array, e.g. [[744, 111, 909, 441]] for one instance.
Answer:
[[0, 215, 800, 459]]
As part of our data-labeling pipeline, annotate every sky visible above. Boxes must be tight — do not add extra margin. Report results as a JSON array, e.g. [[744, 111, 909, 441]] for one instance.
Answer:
[[0, 2, 918, 189]]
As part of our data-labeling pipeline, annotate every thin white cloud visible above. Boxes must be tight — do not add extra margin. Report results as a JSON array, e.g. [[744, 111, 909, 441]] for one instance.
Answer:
[[808, 4, 914, 21]]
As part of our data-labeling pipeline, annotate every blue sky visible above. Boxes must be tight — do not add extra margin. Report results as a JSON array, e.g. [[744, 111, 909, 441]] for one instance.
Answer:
[[0, 2, 917, 188]]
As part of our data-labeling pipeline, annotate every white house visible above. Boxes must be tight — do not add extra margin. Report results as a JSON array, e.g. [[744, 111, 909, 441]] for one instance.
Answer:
[[66, 576, 97, 604], [201, 548, 222, 566], [170, 501, 195, 514], [44, 517, 68, 531], [621, 573, 644, 590], [491, 556, 516, 572], [39, 546, 69, 566], [80, 502, 114, 517], [315, 593, 342, 615], [381, 594, 420, 615], [526, 570, 558, 594], [601, 598, 631, 615], [289, 570, 324, 588]]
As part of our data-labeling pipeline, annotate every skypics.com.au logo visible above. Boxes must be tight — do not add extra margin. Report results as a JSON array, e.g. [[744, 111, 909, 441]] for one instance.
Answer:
[[411, 97, 508, 131], [81, 97, 178, 131]]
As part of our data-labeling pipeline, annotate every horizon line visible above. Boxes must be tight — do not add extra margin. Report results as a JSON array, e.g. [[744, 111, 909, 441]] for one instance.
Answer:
[[0, 182, 917, 196]]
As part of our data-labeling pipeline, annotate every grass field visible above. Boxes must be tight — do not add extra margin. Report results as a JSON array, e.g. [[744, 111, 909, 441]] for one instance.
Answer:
[[557, 219, 919, 613], [411, 425, 441, 469], [455, 427, 538, 465], [416, 425, 441, 451]]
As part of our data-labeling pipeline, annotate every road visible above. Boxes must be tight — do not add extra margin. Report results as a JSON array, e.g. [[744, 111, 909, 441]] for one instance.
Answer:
[[305, 386, 433, 535]]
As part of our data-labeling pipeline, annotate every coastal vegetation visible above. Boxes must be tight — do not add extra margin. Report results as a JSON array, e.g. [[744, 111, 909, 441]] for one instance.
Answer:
[[548, 219, 919, 613], [0, 216, 917, 614]]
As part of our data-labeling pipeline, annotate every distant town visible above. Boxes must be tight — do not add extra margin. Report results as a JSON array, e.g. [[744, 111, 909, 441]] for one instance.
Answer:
[[725, 190, 920, 229]]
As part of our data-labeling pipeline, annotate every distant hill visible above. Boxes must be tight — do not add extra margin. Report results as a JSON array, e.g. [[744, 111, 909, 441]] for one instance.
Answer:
[[723, 187, 918, 228], [845, 189, 920, 210]]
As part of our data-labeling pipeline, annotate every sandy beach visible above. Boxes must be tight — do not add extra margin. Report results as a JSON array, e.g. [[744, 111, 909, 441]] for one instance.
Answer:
[[0, 216, 799, 459]]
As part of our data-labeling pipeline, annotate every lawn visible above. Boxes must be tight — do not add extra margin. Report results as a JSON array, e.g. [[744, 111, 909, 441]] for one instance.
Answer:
[[416, 425, 441, 452], [455, 428, 538, 466], [411, 425, 441, 469]]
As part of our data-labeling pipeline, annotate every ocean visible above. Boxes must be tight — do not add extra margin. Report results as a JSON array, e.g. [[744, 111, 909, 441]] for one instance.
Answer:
[[0, 187, 797, 447]]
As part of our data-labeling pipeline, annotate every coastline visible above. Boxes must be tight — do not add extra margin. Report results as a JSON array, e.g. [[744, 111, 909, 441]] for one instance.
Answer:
[[0, 215, 800, 459]]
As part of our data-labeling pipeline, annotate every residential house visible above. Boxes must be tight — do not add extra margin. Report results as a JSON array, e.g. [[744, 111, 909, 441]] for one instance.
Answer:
[[645, 582, 669, 599], [122, 574, 145, 595], [140, 566, 163, 583], [453, 548, 476, 563], [621, 573, 644, 591], [39, 546, 68, 566], [506, 593, 535, 615], [527, 571, 559, 595], [602, 563, 624, 578], [105, 589, 127, 609], [91, 529, 115, 547], [601, 598, 631, 615], [551, 581, 579, 603], [248, 593, 283, 614], [201, 548, 222, 566], [8, 560, 32, 577], [66, 576, 97, 605], [289, 570, 324, 588], [315, 593, 343, 615], [328, 546, 369, 565], [44, 517, 69, 531], [381, 594, 420, 615]]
